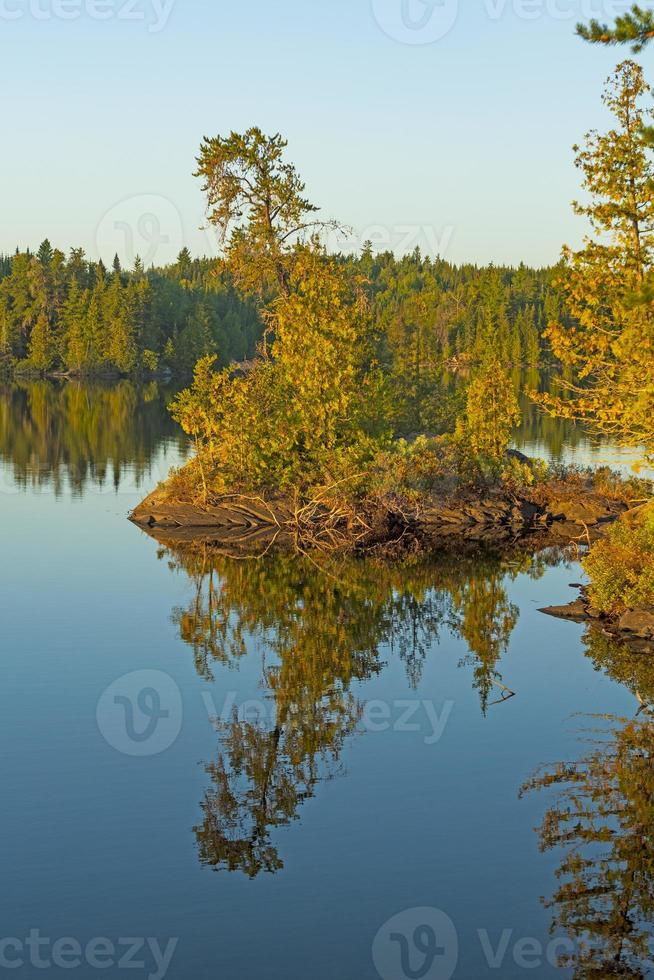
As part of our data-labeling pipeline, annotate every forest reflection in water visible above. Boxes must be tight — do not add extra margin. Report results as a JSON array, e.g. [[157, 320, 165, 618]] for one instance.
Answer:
[[1, 376, 652, 975], [156, 536, 654, 975], [159, 541, 546, 875], [522, 712, 654, 979], [0, 379, 186, 494], [520, 621, 654, 977], [0, 373, 644, 500]]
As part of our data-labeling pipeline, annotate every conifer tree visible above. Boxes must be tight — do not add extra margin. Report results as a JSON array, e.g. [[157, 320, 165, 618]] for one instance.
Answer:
[[28, 310, 56, 372], [578, 4, 654, 52], [37, 239, 54, 267], [459, 348, 520, 461], [62, 278, 88, 372], [539, 61, 654, 448], [195, 128, 341, 298]]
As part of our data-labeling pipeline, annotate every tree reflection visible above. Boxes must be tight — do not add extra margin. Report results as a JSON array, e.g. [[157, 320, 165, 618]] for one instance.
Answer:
[[158, 540, 557, 876], [449, 572, 519, 713], [523, 631, 654, 977], [196, 685, 363, 877], [0, 379, 184, 494]]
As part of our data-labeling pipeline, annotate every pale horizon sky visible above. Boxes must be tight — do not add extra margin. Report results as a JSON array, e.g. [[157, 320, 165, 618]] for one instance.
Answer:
[[0, 0, 646, 268]]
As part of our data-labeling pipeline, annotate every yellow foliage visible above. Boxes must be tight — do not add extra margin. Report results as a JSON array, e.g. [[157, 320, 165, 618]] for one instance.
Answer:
[[171, 248, 389, 496], [537, 62, 654, 452]]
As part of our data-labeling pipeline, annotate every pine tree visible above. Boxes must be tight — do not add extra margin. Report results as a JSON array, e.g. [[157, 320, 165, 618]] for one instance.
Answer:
[[539, 61, 654, 449], [83, 283, 106, 369], [105, 274, 137, 373], [37, 239, 54, 267], [62, 278, 88, 372], [28, 310, 56, 372], [578, 4, 654, 52], [459, 347, 521, 461]]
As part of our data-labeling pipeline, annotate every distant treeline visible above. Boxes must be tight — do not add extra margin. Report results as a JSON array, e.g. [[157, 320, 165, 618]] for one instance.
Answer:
[[0, 241, 262, 378], [341, 246, 568, 432], [0, 241, 566, 405]]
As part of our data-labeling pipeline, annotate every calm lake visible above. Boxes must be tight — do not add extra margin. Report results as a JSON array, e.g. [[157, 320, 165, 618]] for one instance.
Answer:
[[1, 380, 651, 979]]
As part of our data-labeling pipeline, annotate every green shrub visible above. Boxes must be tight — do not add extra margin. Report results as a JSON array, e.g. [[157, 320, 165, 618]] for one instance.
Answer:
[[585, 503, 654, 615]]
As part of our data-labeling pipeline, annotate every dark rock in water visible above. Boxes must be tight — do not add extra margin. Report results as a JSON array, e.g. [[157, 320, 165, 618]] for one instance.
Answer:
[[506, 449, 532, 465], [540, 599, 589, 621], [516, 501, 540, 523], [618, 608, 654, 639], [547, 497, 617, 526]]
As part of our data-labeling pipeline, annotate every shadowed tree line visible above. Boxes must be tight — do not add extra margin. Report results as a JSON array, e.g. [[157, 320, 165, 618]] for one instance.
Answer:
[[0, 245, 262, 379]]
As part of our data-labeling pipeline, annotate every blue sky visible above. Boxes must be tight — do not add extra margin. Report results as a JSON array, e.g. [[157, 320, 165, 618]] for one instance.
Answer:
[[0, 0, 641, 267]]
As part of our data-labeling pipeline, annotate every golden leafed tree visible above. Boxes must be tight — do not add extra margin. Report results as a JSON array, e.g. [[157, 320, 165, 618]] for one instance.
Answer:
[[538, 61, 654, 450], [458, 349, 521, 463]]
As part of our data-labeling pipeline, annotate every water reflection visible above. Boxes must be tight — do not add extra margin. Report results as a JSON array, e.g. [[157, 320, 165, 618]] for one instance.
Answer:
[[157, 539, 565, 877], [163, 535, 654, 978], [0, 379, 185, 495], [523, 632, 654, 978], [523, 714, 654, 978], [515, 369, 650, 474]]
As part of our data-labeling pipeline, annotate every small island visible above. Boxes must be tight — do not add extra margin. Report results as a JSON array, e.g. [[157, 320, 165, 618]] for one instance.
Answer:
[[131, 93, 654, 645]]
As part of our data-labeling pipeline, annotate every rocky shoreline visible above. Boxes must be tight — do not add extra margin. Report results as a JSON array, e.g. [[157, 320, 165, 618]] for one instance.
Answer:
[[541, 588, 654, 653], [129, 481, 636, 552], [130, 476, 654, 653]]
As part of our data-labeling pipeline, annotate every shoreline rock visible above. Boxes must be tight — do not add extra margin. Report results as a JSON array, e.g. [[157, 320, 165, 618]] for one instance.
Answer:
[[129, 482, 633, 553], [540, 592, 654, 652]]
